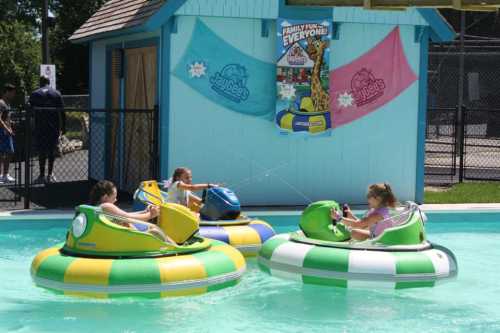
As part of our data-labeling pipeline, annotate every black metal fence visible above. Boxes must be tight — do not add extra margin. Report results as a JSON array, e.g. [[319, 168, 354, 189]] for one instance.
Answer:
[[425, 106, 458, 182], [0, 107, 158, 209], [463, 107, 500, 181], [425, 35, 500, 186], [425, 104, 500, 185]]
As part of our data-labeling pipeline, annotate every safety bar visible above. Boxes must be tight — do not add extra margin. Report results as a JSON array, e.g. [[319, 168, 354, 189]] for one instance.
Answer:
[[372, 201, 421, 228], [132, 187, 165, 206]]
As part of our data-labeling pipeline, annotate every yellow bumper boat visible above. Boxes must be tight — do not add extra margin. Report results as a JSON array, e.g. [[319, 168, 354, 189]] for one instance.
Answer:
[[31, 203, 245, 298]]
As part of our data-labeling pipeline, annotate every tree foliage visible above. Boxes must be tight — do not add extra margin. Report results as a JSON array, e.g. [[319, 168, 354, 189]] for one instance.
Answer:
[[0, 0, 43, 27], [0, 20, 41, 106], [0, 0, 107, 100], [50, 0, 107, 94]]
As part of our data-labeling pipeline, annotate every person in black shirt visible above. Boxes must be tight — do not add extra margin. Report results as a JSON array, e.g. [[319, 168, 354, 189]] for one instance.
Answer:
[[29, 76, 66, 184]]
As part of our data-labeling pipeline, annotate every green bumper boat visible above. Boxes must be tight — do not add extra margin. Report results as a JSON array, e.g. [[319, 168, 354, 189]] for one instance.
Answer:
[[258, 201, 457, 289]]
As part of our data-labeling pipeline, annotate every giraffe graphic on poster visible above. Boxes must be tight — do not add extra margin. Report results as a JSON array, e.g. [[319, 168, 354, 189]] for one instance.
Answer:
[[306, 36, 330, 112]]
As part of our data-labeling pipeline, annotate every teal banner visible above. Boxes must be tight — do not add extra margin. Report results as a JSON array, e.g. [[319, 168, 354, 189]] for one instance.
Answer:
[[173, 19, 275, 118]]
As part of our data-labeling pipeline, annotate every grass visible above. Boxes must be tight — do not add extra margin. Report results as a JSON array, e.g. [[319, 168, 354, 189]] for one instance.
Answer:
[[424, 182, 500, 204]]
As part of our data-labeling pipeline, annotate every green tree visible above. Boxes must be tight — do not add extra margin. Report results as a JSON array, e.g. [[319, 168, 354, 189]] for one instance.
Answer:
[[0, 0, 43, 27], [50, 0, 107, 94], [0, 20, 41, 106], [1, 0, 107, 96]]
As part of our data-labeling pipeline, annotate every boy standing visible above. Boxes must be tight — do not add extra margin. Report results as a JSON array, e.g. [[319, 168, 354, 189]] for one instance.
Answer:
[[0, 84, 16, 183]]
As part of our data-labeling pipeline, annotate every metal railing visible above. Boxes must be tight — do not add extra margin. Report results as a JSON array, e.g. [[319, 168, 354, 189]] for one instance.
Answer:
[[0, 106, 159, 209]]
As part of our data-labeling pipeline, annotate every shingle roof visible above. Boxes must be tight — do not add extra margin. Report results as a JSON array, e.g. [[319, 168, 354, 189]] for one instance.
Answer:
[[69, 0, 165, 41]]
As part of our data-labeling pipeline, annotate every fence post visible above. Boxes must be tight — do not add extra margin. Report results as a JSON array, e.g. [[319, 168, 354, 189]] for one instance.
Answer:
[[456, 12, 466, 183], [458, 105, 466, 183], [24, 107, 32, 209]]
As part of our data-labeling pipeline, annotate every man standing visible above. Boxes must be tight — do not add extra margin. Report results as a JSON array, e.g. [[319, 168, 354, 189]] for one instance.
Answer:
[[29, 76, 66, 184], [0, 84, 16, 183]]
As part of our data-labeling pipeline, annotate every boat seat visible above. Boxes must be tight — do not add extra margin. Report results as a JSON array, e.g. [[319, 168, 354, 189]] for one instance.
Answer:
[[374, 208, 426, 246], [100, 214, 173, 244], [159, 203, 199, 244]]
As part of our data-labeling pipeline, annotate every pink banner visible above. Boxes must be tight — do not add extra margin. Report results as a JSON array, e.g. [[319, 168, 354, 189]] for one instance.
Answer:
[[330, 27, 417, 128]]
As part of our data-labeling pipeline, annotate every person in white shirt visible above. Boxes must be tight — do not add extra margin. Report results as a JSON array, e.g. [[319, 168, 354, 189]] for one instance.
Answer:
[[164, 167, 216, 209]]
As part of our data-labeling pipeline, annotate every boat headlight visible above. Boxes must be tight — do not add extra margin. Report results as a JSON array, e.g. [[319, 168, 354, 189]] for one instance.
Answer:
[[72, 213, 87, 238]]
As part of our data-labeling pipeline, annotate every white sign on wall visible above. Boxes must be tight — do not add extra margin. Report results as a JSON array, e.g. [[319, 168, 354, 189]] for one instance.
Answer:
[[40, 64, 56, 89]]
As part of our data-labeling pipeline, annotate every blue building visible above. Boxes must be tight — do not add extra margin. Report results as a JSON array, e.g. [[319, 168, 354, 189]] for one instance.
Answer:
[[71, 0, 455, 205]]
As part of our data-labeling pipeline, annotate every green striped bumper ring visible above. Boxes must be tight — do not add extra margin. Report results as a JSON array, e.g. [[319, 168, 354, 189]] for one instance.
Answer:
[[31, 239, 246, 298], [258, 234, 458, 289]]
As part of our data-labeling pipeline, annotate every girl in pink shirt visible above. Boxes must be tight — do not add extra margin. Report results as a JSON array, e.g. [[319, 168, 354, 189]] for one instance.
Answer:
[[331, 183, 398, 241]]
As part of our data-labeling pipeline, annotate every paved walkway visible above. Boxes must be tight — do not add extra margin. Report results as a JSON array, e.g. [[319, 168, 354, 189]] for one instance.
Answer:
[[420, 203, 500, 211]]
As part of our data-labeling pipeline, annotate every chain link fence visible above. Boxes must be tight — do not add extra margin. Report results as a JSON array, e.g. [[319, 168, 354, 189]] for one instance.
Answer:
[[463, 107, 500, 181], [425, 106, 457, 182], [426, 43, 500, 185], [0, 103, 158, 209]]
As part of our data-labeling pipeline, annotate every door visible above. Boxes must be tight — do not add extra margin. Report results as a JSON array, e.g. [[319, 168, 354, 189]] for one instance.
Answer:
[[123, 46, 157, 192]]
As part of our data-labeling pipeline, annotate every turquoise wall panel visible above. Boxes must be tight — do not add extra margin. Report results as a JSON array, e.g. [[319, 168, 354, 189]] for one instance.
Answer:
[[167, 16, 422, 205], [176, 0, 279, 19], [333, 7, 428, 26], [175, 0, 429, 26]]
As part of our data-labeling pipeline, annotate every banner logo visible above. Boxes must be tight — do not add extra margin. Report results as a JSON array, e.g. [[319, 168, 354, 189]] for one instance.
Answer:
[[286, 44, 308, 66], [350, 68, 386, 107], [210, 64, 250, 103]]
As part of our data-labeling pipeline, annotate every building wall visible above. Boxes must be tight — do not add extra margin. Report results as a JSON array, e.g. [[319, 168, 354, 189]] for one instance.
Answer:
[[89, 40, 106, 181], [176, 0, 279, 19], [176, 0, 428, 25], [166, 15, 423, 205], [332, 7, 428, 25]]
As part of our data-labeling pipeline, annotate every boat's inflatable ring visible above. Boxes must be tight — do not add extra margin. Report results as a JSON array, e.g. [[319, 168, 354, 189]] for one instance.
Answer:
[[31, 239, 245, 298], [199, 220, 275, 256], [258, 233, 458, 289]]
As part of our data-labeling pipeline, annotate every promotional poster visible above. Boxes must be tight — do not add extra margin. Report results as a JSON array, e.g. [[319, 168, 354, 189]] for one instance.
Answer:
[[275, 19, 332, 134]]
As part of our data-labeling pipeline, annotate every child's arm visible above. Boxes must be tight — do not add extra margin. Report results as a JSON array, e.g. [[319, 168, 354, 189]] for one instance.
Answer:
[[126, 205, 159, 221], [0, 118, 13, 135], [331, 207, 358, 223], [344, 208, 357, 221], [101, 203, 157, 222], [176, 181, 214, 192], [342, 214, 383, 229]]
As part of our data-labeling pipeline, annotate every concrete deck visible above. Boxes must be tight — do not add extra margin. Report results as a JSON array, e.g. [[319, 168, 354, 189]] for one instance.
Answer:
[[2, 203, 500, 219]]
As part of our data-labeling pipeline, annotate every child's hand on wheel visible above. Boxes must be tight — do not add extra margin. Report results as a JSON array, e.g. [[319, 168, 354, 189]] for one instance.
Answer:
[[330, 208, 341, 221], [148, 205, 160, 218]]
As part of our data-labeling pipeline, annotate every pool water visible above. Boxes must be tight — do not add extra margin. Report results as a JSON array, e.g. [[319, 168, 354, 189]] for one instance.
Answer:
[[1, 214, 500, 333]]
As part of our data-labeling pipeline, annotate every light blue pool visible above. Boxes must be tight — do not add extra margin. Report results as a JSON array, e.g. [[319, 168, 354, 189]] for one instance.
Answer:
[[1, 211, 500, 333]]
